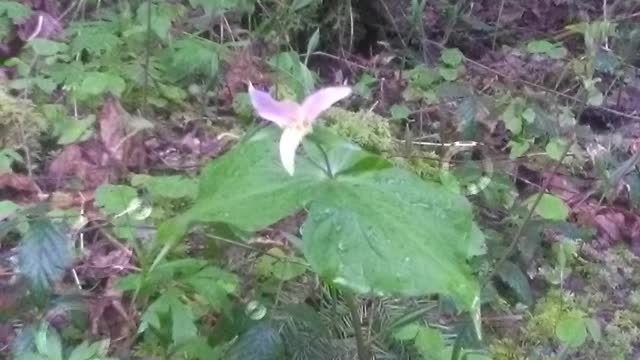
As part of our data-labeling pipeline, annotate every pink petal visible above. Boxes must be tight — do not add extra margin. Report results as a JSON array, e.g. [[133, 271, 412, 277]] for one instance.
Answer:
[[301, 86, 352, 123], [248, 83, 300, 128]]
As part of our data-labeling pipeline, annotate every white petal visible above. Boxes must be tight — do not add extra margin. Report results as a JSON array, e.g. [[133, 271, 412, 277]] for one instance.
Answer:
[[279, 126, 308, 176], [248, 83, 300, 128], [301, 86, 352, 123]]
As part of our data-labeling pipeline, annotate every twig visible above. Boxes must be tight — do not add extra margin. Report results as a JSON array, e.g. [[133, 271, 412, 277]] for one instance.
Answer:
[[491, 0, 506, 50]]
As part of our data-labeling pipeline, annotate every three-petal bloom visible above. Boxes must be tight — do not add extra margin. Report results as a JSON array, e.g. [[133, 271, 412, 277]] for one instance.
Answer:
[[248, 83, 352, 175]]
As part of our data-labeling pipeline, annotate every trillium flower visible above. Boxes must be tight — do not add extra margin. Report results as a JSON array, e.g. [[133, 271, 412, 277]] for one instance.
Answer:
[[248, 83, 352, 175]]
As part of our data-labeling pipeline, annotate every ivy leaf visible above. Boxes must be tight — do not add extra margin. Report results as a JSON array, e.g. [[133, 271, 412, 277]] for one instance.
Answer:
[[509, 139, 530, 158], [525, 193, 570, 221], [226, 322, 286, 360], [17, 219, 72, 294], [165, 37, 224, 81], [556, 313, 588, 348], [441, 48, 464, 66]]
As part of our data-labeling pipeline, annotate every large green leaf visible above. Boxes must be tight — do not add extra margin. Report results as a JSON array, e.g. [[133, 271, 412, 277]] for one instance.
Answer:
[[302, 167, 479, 308], [162, 127, 482, 309], [179, 127, 326, 233], [17, 219, 72, 293]]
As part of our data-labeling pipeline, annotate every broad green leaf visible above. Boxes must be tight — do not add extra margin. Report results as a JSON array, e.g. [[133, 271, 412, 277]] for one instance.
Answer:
[[525, 193, 570, 221], [131, 174, 198, 200], [587, 89, 603, 106], [0, 149, 22, 174], [18, 219, 72, 293], [556, 313, 587, 348], [545, 137, 568, 161], [414, 327, 446, 359], [407, 65, 439, 89], [303, 167, 479, 308], [0, 2, 31, 20], [95, 185, 138, 215], [354, 73, 377, 98], [527, 40, 555, 53], [393, 323, 420, 341], [165, 37, 224, 81], [77, 72, 126, 98], [176, 127, 325, 234], [170, 296, 198, 345], [292, 0, 316, 11], [522, 108, 536, 123], [226, 322, 285, 360], [509, 139, 530, 158], [29, 39, 67, 57], [501, 102, 522, 134], [57, 115, 95, 145], [497, 261, 532, 305], [305, 28, 320, 61], [255, 248, 307, 281], [585, 318, 601, 343], [0, 200, 20, 221], [390, 104, 411, 120], [441, 48, 464, 66], [185, 266, 240, 310], [438, 66, 459, 81]]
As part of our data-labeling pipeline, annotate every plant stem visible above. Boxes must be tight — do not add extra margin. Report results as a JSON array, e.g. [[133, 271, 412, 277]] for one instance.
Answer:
[[346, 292, 370, 360]]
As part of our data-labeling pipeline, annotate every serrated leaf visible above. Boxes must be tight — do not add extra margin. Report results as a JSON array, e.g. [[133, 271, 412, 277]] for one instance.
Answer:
[[226, 322, 286, 360], [18, 219, 72, 293], [556, 313, 587, 348], [441, 48, 464, 66], [525, 193, 570, 221], [95, 184, 138, 216], [497, 261, 533, 305], [77, 72, 126, 98]]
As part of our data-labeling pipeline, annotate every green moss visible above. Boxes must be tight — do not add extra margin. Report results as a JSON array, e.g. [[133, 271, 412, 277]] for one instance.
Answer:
[[490, 339, 527, 360], [526, 290, 567, 344], [322, 107, 393, 154], [601, 310, 640, 358], [0, 88, 45, 154]]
